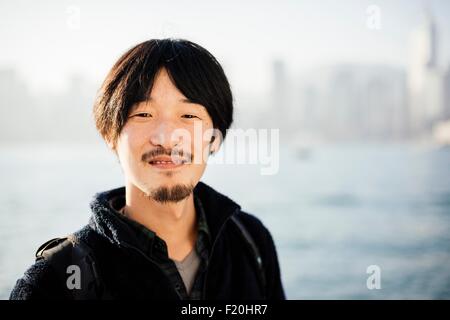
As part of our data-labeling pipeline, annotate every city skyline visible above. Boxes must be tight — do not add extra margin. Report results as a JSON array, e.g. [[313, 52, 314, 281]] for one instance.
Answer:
[[1, 0, 450, 94], [1, 1, 450, 144]]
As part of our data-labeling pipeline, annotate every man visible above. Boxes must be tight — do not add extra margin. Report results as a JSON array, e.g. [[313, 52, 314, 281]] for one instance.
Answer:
[[10, 39, 285, 300]]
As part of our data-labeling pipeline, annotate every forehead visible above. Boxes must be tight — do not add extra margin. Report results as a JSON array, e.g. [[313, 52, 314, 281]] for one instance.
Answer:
[[132, 74, 205, 112], [150, 68, 182, 97], [131, 69, 186, 106], [131, 68, 211, 118]]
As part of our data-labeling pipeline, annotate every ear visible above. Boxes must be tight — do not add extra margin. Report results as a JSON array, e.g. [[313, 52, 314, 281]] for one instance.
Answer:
[[209, 134, 221, 154]]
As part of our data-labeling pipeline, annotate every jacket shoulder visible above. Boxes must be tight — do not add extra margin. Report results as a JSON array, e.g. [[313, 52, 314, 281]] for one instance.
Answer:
[[10, 230, 90, 300], [233, 210, 286, 300], [231, 210, 277, 262], [9, 256, 68, 300], [234, 211, 272, 239], [35, 237, 73, 261]]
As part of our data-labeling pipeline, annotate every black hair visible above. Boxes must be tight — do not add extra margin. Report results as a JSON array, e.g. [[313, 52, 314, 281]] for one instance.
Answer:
[[94, 38, 233, 147]]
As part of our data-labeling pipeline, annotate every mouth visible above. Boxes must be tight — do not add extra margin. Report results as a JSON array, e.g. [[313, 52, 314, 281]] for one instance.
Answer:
[[147, 157, 189, 170]]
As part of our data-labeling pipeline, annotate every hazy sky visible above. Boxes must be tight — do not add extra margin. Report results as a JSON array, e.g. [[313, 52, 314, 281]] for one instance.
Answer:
[[1, 0, 449, 94]]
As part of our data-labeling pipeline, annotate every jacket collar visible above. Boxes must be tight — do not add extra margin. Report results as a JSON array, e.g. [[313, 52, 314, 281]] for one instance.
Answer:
[[88, 181, 241, 249]]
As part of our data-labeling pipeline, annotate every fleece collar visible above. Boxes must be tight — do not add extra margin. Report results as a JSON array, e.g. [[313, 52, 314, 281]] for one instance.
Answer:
[[88, 181, 241, 249]]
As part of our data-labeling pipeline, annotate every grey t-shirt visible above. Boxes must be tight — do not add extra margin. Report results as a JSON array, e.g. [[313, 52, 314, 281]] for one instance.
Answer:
[[173, 248, 201, 295]]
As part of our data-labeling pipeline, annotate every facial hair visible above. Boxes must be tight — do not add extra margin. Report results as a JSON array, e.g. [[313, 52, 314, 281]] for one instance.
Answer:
[[145, 183, 194, 203]]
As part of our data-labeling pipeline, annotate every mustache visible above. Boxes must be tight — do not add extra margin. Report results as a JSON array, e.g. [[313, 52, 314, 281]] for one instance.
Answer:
[[141, 148, 193, 163]]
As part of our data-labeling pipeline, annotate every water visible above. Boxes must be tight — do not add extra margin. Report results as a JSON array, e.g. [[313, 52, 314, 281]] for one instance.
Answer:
[[1, 142, 450, 299]]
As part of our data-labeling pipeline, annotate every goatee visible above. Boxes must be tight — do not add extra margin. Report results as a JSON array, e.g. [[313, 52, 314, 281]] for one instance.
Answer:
[[146, 184, 194, 203]]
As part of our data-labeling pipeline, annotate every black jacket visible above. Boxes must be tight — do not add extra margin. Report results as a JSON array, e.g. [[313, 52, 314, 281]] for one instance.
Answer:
[[9, 181, 285, 300]]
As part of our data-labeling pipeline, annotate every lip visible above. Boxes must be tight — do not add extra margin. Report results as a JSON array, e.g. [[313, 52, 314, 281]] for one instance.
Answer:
[[147, 156, 188, 170]]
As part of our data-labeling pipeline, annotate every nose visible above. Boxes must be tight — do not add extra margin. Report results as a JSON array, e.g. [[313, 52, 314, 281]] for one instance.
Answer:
[[148, 120, 183, 150]]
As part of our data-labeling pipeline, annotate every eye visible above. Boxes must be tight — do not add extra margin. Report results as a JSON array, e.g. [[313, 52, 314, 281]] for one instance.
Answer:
[[133, 113, 152, 118], [182, 114, 200, 119]]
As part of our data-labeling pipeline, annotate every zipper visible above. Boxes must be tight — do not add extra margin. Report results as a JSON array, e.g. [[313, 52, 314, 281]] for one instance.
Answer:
[[201, 208, 240, 299]]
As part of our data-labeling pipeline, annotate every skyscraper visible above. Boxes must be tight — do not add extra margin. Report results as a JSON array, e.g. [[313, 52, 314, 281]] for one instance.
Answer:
[[408, 9, 446, 137]]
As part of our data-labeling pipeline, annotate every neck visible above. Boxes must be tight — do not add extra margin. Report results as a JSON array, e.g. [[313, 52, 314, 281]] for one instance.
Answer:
[[122, 183, 197, 261]]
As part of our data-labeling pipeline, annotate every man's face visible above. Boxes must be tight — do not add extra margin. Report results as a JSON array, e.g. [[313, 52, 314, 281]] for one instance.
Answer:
[[112, 68, 219, 203]]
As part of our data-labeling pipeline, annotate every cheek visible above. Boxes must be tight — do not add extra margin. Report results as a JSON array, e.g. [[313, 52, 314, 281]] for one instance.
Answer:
[[124, 124, 149, 145], [117, 126, 147, 161], [191, 122, 214, 163]]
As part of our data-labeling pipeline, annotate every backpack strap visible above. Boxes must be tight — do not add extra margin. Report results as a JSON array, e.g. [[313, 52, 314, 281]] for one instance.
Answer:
[[230, 215, 267, 298], [36, 238, 68, 259], [35, 235, 107, 299]]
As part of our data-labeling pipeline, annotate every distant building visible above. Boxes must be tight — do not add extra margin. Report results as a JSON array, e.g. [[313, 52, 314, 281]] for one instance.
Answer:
[[408, 9, 447, 137], [0, 68, 97, 143], [294, 65, 407, 142], [271, 60, 287, 131], [444, 65, 450, 120], [0, 68, 34, 142]]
